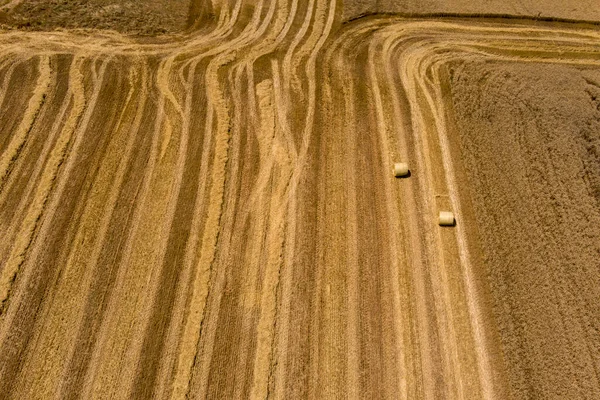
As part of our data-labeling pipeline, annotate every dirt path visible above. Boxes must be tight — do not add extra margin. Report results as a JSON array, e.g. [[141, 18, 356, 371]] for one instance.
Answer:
[[0, 2, 599, 398]]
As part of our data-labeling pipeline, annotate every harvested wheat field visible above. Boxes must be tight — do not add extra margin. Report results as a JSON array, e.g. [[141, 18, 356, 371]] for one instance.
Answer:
[[0, 0, 600, 399]]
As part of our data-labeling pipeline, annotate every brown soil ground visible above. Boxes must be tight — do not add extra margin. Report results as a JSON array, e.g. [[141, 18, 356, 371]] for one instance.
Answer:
[[0, 0, 191, 34], [0, 2, 599, 399], [343, 0, 600, 22], [448, 61, 600, 399], [2, 0, 599, 34]]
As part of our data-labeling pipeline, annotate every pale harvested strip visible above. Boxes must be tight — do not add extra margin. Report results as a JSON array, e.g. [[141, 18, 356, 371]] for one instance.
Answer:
[[59, 65, 160, 400], [0, 55, 50, 191], [368, 36, 413, 398], [339, 58, 361, 400], [347, 45, 399, 398], [191, 0, 295, 393], [0, 55, 94, 396], [56, 61, 150, 399], [177, 54, 247, 400], [394, 36, 472, 400], [248, 76, 292, 399], [279, 4, 339, 397], [8, 59, 134, 399], [313, 53, 348, 398], [270, 0, 328, 389], [0, 55, 79, 319], [129, 56, 203, 400], [171, 3, 284, 397], [207, 2, 322, 396], [272, 1, 339, 397], [379, 34, 432, 398], [178, 0, 324, 396], [153, 62, 216, 400], [116, 54, 190, 399], [0, 55, 67, 257], [80, 56, 185, 399], [0, 55, 20, 121]]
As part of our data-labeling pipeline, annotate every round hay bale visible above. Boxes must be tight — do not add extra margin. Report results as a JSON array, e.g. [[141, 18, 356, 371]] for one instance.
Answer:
[[439, 211, 455, 226], [393, 162, 409, 177]]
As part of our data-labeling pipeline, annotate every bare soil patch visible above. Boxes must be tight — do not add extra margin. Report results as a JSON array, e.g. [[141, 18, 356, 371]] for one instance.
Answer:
[[343, 0, 600, 22], [2, 0, 190, 35]]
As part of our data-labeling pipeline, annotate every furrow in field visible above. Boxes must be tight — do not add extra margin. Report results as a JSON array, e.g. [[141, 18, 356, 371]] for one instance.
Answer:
[[0, 55, 66, 256], [80, 55, 184, 399], [9, 59, 133, 399], [0, 55, 50, 192], [403, 44, 469, 400], [118, 54, 191, 399], [248, 74, 292, 400], [170, 2, 289, 396], [272, 2, 338, 398], [0, 55, 19, 116], [313, 50, 348, 399], [202, 0, 295, 391], [269, 3, 335, 388], [0, 55, 101, 396], [367, 36, 414, 399], [128, 55, 204, 400], [380, 33, 434, 400], [56, 60, 150, 399], [340, 57, 360, 400], [172, 39, 248, 400], [0, 55, 85, 323], [185, 6, 297, 398], [153, 61, 214, 400]]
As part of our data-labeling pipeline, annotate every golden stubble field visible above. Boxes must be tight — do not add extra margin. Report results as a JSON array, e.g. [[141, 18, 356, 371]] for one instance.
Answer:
[[0, 1, 599, 399]]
